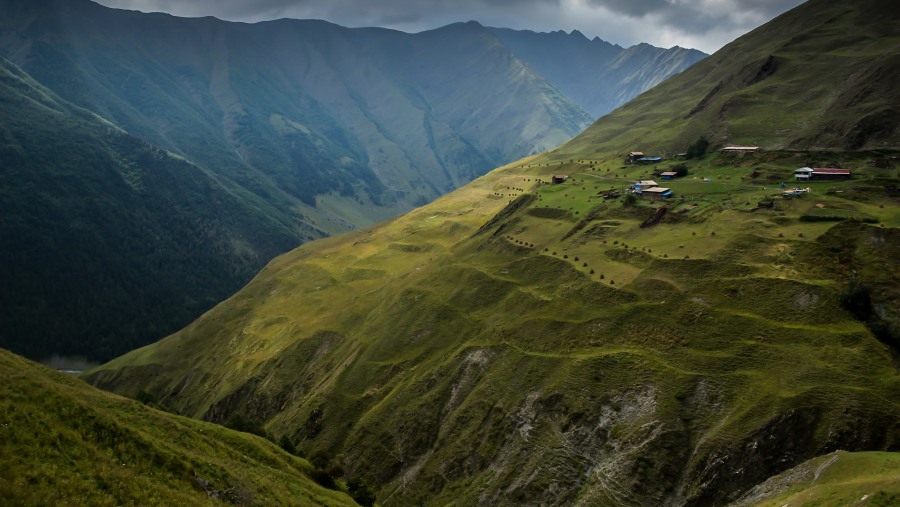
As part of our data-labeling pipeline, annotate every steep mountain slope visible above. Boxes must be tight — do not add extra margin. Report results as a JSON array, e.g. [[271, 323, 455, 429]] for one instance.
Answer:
[[85, 0, 900, 504], [0, 0, 594, 222], [0, 0, 698, 362], [549, 0, 900, 159], [0, 348, 357, 506], [87, 151, 900, 505], [729, 451, 900, 506], [488, 28, 706, 118], [0, 56, 307, 361]]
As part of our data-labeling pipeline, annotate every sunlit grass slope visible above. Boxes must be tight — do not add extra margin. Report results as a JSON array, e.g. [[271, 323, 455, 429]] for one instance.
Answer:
[[547, 0, 900, 159], [733, 451, 900, 507], [88, 149, 900, 505], [0, 349, 356, 506]]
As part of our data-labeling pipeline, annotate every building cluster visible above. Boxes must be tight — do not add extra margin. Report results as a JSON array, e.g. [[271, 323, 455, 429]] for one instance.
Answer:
[[633, 180, 672, 200]]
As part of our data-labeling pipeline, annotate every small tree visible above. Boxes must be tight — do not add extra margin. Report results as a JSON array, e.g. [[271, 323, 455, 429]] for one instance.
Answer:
[[671, 163, 689, 177], [839, 281, 873, 321], [348, 480, 377, 507], [686, 136, 710, 159], [278, 435, 297, 455], [224, 413, 268, 439]]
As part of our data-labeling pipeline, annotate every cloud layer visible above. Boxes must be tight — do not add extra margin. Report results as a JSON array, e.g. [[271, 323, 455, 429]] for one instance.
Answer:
[[92, 0, 806, 53]]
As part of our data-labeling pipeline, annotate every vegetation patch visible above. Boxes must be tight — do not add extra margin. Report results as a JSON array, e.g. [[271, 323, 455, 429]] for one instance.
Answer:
[[800, 207, 878, 222], [526, 207, 575, 220]]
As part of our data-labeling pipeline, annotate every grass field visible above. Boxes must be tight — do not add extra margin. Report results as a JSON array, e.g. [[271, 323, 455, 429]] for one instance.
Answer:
[[0, 350, 356, 506]]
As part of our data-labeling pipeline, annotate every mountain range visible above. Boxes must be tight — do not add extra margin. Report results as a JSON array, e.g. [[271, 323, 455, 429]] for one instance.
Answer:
[[0, 0, 704, 361], [84, 0, 900, 504]]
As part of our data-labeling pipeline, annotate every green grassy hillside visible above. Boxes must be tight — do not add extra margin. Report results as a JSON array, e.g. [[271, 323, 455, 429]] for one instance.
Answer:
[[731, 451, 900, 506], [87, 148, 900, 505], [0, 348, 357, 506], [82, 0, 900, 504], [548, 0, 900, 159]]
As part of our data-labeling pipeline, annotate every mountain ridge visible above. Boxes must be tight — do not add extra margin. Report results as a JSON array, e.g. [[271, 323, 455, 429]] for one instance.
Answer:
[[488, 26, 706, 118], [0, 0, 703, 361]]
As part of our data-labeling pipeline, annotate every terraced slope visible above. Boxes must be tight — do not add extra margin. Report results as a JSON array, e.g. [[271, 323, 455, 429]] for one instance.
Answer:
[[0, 349, 356, 506], [87, 150, 900, 505]]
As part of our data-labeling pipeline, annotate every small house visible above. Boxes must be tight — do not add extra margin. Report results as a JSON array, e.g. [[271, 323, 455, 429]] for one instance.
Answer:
[[794, 167, 813, 181], [634, 180, 658, 191], [722, 146, 760, 153], [626, 151, 645, 164], [642, 187, 672, 200], [660, 171, 678, 180], [552, 174, 568, 184]]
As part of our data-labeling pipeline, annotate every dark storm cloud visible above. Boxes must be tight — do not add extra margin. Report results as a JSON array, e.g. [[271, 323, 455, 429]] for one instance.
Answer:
[[586, 0, 669, 17], [586, 0, 806, 35], [92, 0, 807, 53]]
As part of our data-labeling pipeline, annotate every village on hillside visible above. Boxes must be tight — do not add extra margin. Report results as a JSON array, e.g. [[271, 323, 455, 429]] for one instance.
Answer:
[[490, 143, 890, 287]]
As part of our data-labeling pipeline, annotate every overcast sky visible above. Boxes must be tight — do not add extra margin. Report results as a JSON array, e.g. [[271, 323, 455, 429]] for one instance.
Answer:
[[92, 0, 807, 54]]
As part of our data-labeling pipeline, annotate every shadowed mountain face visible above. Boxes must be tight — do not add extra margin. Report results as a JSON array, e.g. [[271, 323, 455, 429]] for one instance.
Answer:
[[0, 0, 703, 361], [85, 0, 900, 504], [488, 28, 707, 118], [0, 56, 305, 361]]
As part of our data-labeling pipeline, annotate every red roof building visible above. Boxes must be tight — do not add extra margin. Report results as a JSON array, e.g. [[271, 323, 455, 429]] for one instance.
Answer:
[[812, 168, 851, 175], [795, 167, 851, 180]]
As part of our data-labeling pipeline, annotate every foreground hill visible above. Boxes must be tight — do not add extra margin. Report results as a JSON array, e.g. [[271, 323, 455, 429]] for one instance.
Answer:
[[550, 0, 900, 159], [86, 0, 900, 504], [0, 0, 701, 362], [0, 348, 356, 506]]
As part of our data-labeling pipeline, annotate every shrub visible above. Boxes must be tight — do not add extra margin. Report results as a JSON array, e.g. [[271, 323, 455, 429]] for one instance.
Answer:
[[839, 281, 874, 321], [310, 470, 336, 490], [347, 480, 377, 507], [686, 136, 709, 159], [840, 281, 900, 350], [278, 435, 297, 455], [670, 163, 689, 177], [135, 390, 156, 405], [224, 413, 268, 439]]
